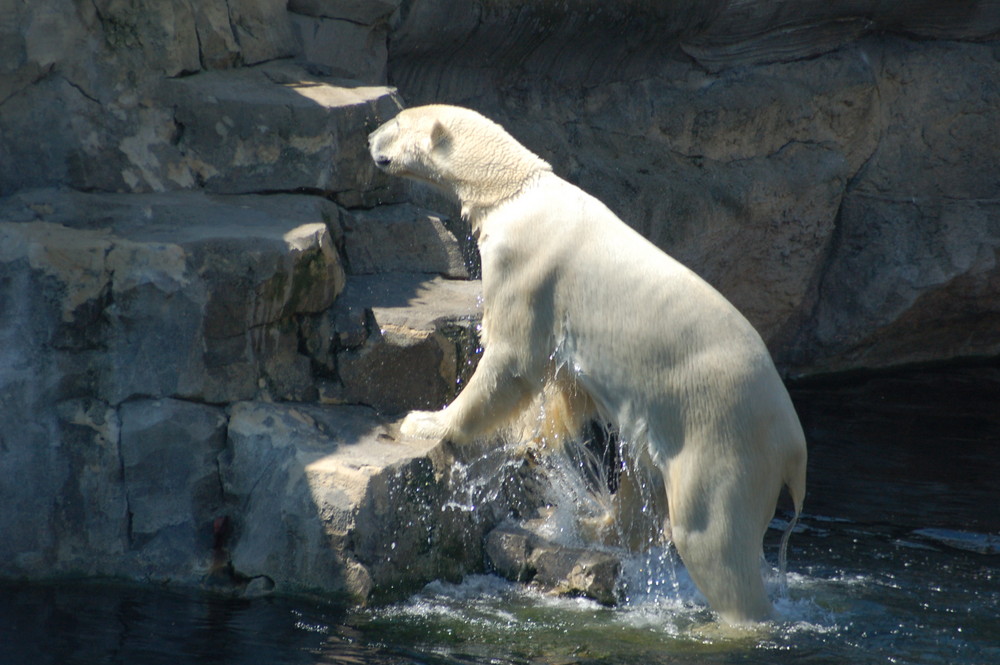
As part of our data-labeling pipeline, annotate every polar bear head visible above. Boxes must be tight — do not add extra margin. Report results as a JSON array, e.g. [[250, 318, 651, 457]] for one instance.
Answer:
[[368, 105, 551, 219]]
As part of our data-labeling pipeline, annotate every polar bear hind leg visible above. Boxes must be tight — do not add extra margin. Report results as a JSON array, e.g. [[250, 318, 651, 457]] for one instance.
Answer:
[[664, 445, 781, 624]]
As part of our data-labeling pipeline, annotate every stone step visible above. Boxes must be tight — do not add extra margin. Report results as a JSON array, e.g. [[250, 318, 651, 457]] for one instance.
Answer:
[[0, 188, 481, 408], [342, 203, 469, 279], [151, 61, 404, 206], [0, 186, 489, 598], [61, 59, 403, 203], [0, 188, 344, 405], [319, 271, 482, 414], [221, 400, 486, 600]]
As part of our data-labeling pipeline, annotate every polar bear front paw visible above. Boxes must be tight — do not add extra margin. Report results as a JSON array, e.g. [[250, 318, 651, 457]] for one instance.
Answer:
[[399, 410, 451, 440]]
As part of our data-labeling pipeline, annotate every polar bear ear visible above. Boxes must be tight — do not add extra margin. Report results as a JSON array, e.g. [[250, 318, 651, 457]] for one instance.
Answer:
[[422, 119, 451, 153]]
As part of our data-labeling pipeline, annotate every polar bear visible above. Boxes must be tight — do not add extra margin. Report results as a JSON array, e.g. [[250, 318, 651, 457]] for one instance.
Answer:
[[368, 105, 807, 624]]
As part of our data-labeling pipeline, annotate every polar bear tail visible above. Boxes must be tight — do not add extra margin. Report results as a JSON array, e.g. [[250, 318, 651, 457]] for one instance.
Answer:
[[777, 444, 807, 596], [777, 510, 798, 596]]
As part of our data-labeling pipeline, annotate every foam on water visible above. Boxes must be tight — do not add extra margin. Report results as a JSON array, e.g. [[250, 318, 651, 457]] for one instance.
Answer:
[[368, 543, 852, 657]]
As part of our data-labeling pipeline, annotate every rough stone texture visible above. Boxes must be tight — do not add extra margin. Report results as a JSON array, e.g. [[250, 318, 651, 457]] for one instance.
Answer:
[[343, 204, 469, 278], [332, 273, 483, 414], [222, 401, 487, 600], [485, 523, 622, 605], [0, 0, 298, 196], [784, 40, 1000, 372], [387, 0, 1000, 377], [119, 398, 228, 577], [290, 13, 389, 84], [0, 0, 500, 601], [3, 0, 1000, 606], [0, 3, 399, 203], [388, 1, 1000, 89], [289, 0, 401, 24], [0, 187, 343, 584], [155, 61, 402, 202], [0, 189, 346, 404], [0, 187, 484, 596]]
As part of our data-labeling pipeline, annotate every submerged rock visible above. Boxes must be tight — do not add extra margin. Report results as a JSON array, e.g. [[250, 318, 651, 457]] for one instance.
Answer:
[[485, 522, 621, 606], [912, 528, 1000, 555]]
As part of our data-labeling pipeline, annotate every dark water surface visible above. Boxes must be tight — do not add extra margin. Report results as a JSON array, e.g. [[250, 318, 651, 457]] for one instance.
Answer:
[[2, 367, 998, 665]]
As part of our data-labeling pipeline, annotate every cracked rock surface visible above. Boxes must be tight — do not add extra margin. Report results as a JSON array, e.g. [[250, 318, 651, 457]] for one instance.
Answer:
[[2, 0, 999, 604], [389, 1, 1000, 376]]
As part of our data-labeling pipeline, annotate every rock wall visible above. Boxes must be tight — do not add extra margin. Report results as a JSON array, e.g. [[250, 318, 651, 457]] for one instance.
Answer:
[[387, 0, 1000, 375], [0, 0, 510, 601], [1, 0, 998, 603]]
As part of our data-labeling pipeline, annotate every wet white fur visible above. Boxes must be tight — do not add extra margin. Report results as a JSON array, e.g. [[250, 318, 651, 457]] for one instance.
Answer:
[[368, 105, 807, 624]]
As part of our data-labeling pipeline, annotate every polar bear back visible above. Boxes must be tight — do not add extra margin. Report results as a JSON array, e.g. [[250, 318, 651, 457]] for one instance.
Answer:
[[483, 172, 800, 463]]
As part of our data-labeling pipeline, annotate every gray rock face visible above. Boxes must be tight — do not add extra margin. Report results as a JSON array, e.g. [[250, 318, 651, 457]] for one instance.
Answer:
[[785, 40, 1000, 372], [485, 523, 621, 606], [387, 1, 1000, 376], [1, 0, 501, 602], [0, 189, 346, 404], [2, 0, 999, 609], [343, 204, 469, 278], [120, 399, 228, 576], [332, 273, 482, 414], [222, 401, 487, 600], [0, 2, 397, 200], [0, 184, 489, 596], [0, 0, 298, 196], [389, 1, 1000, 88], [290, 13, 390, 83], [156, 62, 402, 202]]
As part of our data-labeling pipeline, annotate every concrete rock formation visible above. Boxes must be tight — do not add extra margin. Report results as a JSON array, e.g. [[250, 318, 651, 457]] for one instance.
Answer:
[[1, 0, 998, 605], [388, 0, 1000, 376]]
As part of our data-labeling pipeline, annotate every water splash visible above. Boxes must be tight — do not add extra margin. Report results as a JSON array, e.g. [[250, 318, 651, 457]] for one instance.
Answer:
[[442, 448, 524, 514]]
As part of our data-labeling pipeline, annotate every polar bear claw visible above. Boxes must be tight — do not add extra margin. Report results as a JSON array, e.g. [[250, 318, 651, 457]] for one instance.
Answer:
[[399, 410, 451, 440]]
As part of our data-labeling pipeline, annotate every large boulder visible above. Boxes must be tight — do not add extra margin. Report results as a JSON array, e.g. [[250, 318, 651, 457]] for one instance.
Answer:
[[0, 184, 491, 594], [221, 401, 492, 600], [0, 189, 346, 405], [386, 1, 1000, 376], [485, 522, 621, 606], [328, 273, 482, 414], [0, 0, 299, 196]]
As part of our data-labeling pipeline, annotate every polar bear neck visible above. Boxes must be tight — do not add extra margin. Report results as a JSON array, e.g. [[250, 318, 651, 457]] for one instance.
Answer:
[[455, 167, 548, 230], [439, 118, 552, 227]]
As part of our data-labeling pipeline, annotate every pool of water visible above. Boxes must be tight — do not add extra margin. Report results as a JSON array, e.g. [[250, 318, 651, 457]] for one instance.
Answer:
[[2, 367, 998, 665]]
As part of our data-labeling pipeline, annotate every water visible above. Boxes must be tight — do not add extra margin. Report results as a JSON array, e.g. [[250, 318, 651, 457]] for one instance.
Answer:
[[2, 367, 998, 664]]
